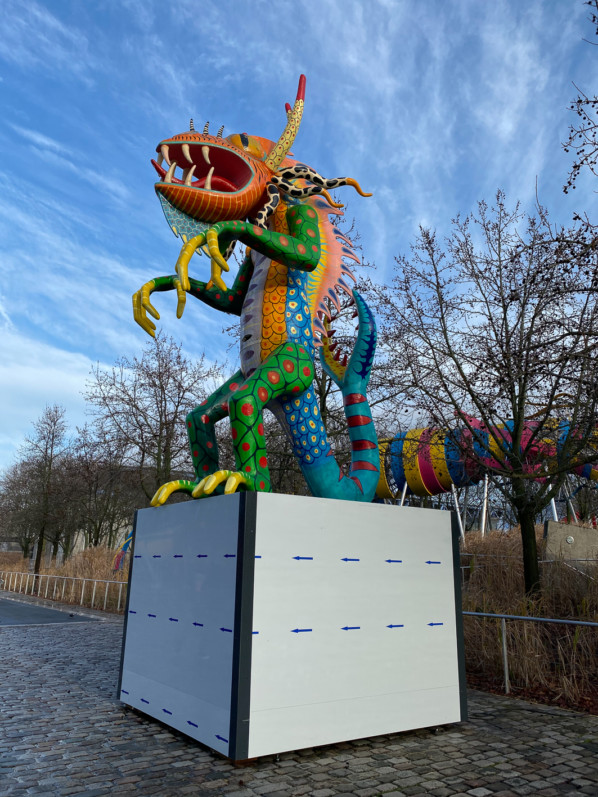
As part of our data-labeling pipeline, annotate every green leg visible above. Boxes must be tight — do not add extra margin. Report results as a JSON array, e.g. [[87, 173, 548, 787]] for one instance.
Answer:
[[227, 343, 315, 491], [187, 370, 244, 479]]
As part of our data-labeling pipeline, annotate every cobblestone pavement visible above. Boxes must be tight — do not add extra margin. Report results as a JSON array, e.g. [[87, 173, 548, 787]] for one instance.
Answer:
[[1, 592, 597, 797]]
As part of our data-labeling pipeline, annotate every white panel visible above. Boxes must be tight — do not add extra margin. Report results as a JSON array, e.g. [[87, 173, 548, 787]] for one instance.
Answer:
[[120, 495, 241, 757], [248, 495, 460, 758]]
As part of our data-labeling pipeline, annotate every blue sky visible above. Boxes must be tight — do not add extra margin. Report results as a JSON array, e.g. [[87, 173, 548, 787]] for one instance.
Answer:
[[0, 0, 595, 467]]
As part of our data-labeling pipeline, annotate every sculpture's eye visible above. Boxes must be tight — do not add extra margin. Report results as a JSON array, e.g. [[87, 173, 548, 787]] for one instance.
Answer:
[[228, 133, 264, 160]]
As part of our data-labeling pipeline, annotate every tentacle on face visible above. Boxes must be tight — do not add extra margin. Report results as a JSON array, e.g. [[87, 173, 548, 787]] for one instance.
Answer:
[[270, 175, 316, 199], [252, 183, 281, 228], [275, 165, 372, 198]]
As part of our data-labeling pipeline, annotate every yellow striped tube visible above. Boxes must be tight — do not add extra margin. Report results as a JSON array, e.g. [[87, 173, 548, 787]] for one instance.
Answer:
[[402, 429, 432, 497], [429, 429, 453, 491], [375, 439, 395, 499]]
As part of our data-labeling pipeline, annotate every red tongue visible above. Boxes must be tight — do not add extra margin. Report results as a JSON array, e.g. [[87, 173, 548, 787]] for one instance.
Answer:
[[196, 175, 237, 191]]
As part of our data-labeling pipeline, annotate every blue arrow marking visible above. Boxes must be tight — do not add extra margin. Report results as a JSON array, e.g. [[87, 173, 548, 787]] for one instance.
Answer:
[[255, 555, 262, 559], [341, 557, 360, 562], [341, 626, 361, 631], [152, 555, 161, 559], [196, 554, 208, 558], [428, 622, 444, 626], [147, 613, 156, 618], [215, 735, 228, 743], [293, 556, 313, 560], [426, 560, 441, 565], [169, 617, 179, 622], [162, 708, 172, 715], [192, 622, 203, 627], [129, 610, 136, 614], [387, 624, 404, 628], [386, 559, 402, 563], [121, 689, 129, 695], [134, 555, 142, 558], [187, 720, 198, 728], [173, 554, 183, 558], [291, 628, 312, 633], [140, 698, 149, 704], [224, 554, 236, 558], [252, 631, 259, 634], [220, 627, 232, 633]]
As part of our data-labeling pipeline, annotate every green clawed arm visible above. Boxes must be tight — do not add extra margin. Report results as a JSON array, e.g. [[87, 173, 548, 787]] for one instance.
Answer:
[[207, 205, 321, 273], [132, 254, 254, 337]]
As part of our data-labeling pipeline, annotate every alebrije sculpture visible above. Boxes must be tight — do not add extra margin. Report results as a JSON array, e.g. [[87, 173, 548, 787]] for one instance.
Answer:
[[133, 76, 380, 505]]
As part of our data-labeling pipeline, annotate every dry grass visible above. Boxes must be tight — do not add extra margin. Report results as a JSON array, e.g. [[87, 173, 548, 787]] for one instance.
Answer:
[[0, 547, 129, 613], [462, 527, 598, 712], [0, 548, 129, 581]]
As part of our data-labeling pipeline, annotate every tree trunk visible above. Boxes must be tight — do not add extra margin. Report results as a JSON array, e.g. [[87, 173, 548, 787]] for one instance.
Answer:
[[518, 508, 540, 596], [33, 529, 44, 574]]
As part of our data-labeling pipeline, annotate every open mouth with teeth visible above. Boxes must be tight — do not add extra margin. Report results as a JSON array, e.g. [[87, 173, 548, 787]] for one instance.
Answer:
[[152, 141, 253, 192]]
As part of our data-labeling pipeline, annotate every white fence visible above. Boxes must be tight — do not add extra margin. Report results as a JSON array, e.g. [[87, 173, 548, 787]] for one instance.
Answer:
[[0, 571, 127, 613]]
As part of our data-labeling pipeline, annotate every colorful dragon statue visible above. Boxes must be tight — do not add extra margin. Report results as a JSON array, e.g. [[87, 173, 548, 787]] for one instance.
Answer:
[[133, 76, 380, 505]]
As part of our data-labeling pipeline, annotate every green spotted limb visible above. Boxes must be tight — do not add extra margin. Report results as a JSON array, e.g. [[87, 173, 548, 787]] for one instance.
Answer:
[[193, 341, 316, 498], [206, 204, 321, 275], [186, 370, 244, 487]]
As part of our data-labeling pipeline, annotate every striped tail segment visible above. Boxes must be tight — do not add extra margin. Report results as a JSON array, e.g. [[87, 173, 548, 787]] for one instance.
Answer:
[[343, 391, 379, 496], [316, 290, 379, 501]]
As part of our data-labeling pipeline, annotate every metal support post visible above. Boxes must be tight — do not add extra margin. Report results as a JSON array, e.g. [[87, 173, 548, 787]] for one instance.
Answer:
[[480, 475, 489, 537], [500, 618, 510, 694], [550, 497, 558, 522], [400, 481, 408, 507], [451, 484, 465, 541]]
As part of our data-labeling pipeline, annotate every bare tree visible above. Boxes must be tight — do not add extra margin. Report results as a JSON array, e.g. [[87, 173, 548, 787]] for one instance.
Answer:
[[0, 460, 39, 557], [67, 425, 142, 549], [6, 405, 71, 573], [563, 1, 598, 195], [86, 334, 224, 501], [374, 193, 598, 595]]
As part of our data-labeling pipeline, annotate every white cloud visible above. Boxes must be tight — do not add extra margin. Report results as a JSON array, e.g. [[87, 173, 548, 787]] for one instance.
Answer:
[[0, 1, 95, 84], [0, 329, 95, 468], [8, 124, 68, 154]]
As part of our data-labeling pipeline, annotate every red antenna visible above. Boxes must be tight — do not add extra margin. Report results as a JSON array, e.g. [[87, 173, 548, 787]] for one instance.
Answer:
[[296, 74, 306, 102]]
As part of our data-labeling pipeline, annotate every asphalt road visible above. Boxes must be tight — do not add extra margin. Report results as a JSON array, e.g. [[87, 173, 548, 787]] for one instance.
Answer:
[[0, 597, 98, 626]]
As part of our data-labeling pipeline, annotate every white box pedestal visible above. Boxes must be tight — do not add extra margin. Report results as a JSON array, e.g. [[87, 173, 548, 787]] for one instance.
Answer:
[[119, 493, 466, 761]]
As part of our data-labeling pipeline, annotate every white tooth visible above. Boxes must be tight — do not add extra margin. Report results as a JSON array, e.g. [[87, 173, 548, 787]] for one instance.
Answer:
[[202, 145, 211, 165], [182, 143, 193, 164], [157, 153, 164, 167], [160, 144, 171, 165], [184, 164, 196, 186], [204, 166, 214, 190], [165, 161, 177, 183]]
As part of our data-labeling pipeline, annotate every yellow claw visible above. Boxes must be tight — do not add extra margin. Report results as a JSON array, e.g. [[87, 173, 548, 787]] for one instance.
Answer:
[[150, 481, 182, 506], [191, 469, 248, 498], [191, 476, 209, 498], [209, 261, 229, 291], [175, 233, 205, 291], [174, 278, 187, 319], [224, 473, 250, 494], [140, 281, 160, 320], [133, 288, 156, 338], [206, 229, 230, 273]]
